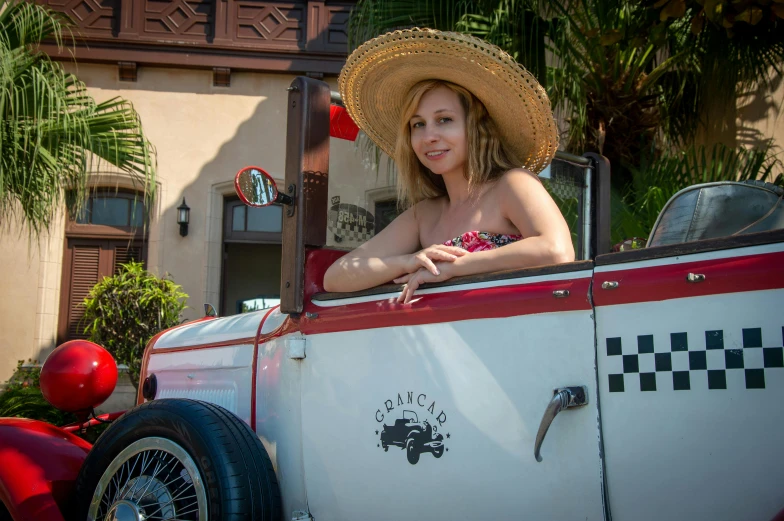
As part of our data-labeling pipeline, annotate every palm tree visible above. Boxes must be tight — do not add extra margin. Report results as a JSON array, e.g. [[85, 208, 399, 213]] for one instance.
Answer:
[[0, 0, 156, 236]]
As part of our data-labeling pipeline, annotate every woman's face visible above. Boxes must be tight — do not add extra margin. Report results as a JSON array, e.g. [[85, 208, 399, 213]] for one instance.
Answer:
[[409, 85, 467, 178]]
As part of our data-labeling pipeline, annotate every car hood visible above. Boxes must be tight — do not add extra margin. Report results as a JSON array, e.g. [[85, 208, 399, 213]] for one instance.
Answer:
[[153, 310, 269, 350]]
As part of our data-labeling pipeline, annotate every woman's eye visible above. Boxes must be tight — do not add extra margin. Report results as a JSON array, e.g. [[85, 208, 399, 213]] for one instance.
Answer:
[[411, 121, 424, 129], [439, 117, 452, 124]]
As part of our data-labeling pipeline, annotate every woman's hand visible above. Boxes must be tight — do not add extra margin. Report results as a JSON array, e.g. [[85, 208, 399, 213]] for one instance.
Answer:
[[393, 261, 458, 304], [404, 245, 466, 277]]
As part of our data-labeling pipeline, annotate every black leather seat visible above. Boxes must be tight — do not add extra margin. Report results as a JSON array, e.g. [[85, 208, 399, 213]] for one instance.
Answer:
[[647, 180, 784, 247]]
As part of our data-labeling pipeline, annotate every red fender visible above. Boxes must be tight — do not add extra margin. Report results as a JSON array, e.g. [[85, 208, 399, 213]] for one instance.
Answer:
[[0, 418, 91, 521]]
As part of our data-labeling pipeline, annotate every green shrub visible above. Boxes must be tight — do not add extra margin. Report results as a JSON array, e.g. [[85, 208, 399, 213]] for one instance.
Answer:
[[83, 261, 188, 388], [0, 360, 74, 425]]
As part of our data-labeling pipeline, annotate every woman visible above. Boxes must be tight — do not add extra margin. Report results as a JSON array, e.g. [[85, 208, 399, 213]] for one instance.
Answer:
[[324, 28, 574, 303]]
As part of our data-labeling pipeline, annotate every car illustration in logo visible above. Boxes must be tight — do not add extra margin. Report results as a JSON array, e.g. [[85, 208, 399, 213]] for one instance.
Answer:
[[380, 410, 445, 465]]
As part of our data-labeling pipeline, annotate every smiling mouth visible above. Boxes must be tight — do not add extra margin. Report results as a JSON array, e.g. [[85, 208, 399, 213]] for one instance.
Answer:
[[425, 150, 448, 158]]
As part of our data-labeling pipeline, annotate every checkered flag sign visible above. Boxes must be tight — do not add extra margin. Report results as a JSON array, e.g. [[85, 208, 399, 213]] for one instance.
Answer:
[[547, 175, 582, 201], [547, 160, 585, 201], [605, 327, 784, 392], [328, 201, 376, 245]]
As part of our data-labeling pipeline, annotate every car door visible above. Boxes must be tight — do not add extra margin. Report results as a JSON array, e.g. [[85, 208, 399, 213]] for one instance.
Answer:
[[594, 232, 784, 521], [297, 262, 605, 521]]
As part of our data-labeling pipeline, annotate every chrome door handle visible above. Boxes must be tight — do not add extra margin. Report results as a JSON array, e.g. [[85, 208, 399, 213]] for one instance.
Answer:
[[534, 386, 588, 462]]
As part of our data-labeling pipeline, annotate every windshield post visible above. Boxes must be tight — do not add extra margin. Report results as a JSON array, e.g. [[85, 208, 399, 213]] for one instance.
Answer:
[[584, 153, 612, 257], [281, 76, 331, 314]]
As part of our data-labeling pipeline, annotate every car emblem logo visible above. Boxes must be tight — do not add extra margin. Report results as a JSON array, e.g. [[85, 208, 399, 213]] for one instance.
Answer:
[[375, 392, 450, 465]]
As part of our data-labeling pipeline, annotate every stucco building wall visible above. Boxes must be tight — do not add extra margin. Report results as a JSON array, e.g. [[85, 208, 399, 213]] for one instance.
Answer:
[[737, 73, 783, 152]]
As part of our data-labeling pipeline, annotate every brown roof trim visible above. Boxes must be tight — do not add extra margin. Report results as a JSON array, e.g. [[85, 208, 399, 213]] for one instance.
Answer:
[[36, 0, 356, 76], [40, 42, 347, 76]]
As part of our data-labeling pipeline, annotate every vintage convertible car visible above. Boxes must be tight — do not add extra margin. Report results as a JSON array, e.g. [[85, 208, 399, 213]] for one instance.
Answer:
[[1, 77, 782, 521], [379, 410, 445, 464]]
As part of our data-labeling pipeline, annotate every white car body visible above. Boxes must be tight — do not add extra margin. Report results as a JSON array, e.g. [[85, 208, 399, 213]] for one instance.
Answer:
[[142, 239, 784, 521]]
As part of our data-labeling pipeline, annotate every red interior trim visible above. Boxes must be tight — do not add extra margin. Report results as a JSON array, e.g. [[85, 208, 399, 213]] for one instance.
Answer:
[[304, 247, 346, 301], [301, 277, 592, 335], [593, 250, 784, 306]]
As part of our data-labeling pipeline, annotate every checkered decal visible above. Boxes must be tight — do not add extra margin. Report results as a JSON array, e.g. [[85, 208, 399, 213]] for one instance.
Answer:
[[606, 327, 784, 392], [328, 218, 374, 243], [328, 203, 376, 244]]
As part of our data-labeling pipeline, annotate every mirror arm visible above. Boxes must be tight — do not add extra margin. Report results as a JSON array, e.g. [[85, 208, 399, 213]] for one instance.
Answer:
[[275, 183, 296, 213], [276, 192, 294, 206]]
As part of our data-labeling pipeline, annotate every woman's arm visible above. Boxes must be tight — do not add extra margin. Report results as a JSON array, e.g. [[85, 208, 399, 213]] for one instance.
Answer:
[[322, 203, 467, 292], [394, 169, 574, 303]]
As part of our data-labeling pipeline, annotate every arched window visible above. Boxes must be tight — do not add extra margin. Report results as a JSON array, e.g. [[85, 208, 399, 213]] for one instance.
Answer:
[[75, 191, 145, 228]]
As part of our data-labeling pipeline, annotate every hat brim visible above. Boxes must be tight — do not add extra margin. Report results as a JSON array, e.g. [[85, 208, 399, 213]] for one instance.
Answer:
[[339, 29, 558, 174]]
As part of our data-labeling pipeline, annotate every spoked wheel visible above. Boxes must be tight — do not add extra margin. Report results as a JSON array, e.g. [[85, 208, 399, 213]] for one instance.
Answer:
[[75, 399, 281, 521], [88, 437, 207, 521]]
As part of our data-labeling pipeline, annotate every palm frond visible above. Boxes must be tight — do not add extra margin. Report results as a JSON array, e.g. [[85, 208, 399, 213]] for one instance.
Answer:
[[0, 0, 156, 237]]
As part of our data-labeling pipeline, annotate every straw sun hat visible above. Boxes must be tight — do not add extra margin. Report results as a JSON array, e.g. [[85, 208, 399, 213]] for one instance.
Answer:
[[338, 28, 558, 174]]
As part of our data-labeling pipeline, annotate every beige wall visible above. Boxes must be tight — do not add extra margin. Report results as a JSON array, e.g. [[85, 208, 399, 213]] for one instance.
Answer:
[[697, 72, 784, 153], [0, 212, 65, 378], [737, 73, 784, 152]]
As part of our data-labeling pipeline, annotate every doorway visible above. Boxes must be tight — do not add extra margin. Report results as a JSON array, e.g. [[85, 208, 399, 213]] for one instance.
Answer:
[[221, 197, 283, 315]]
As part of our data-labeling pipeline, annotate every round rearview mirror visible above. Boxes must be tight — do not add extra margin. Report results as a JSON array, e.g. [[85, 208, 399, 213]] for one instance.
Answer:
[[235, 166, 279, 207]]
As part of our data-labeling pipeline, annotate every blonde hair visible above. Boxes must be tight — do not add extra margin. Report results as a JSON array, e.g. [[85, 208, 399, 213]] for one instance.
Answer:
[[394, 80, 520, 208]]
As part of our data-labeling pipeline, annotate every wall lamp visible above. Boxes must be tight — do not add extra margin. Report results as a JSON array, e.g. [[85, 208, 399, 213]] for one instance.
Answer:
[[177, 197, 190, 237]]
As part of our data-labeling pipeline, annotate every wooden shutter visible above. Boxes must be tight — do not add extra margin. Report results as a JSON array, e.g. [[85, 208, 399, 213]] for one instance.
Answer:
[[58, 239, 146, 343], [113, 243, 143, 274], [64, 243, 102, 340]]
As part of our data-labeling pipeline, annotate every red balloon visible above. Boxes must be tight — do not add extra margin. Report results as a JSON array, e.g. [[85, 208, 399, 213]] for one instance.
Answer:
[[40, 340, 118, 413]]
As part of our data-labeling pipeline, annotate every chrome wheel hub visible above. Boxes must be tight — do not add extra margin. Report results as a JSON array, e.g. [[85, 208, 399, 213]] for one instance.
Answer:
[[106, 500, 141, 521]]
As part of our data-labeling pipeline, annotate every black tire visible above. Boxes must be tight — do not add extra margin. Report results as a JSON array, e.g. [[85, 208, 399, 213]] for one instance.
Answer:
[[73, 399, 281, 521], [406, 439, 420, 465]]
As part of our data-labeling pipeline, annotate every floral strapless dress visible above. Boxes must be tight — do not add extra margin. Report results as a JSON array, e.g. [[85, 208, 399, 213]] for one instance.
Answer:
[[443, 231, 522, 252]]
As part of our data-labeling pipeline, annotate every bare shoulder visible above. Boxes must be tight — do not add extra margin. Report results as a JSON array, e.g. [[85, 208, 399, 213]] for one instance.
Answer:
[[496, 168, 548, 203], [498, 168, 543, 188]]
